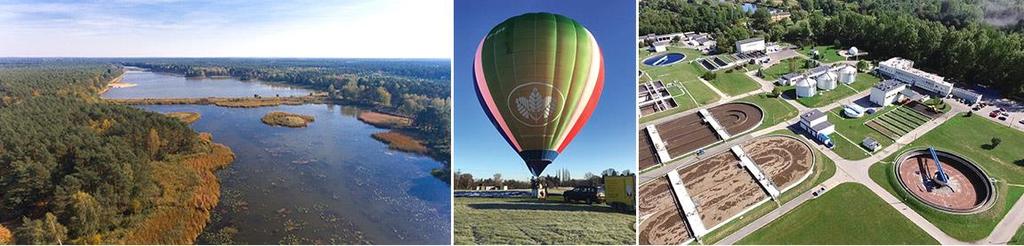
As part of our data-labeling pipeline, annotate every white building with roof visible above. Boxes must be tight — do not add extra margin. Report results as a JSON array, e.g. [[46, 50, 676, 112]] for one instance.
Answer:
[[870, 79, 908, 106], [799, 109, 834, 136], [735, 38, 766, 53], [877, 57, 953, 97]]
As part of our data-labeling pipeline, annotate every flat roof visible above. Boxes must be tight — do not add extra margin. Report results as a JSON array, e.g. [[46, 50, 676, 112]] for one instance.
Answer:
[[736, 37, 764, 45], [873, 79, 906, 91], [800, 109, 827, 122]]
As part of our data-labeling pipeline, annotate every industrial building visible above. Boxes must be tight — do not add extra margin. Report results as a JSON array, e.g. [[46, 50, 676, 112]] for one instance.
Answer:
[[877, 57, 954, 97], [869, 79, 908, 107], [779, 64, 857, 87], [735, 38, 766, 53], [799, 109, 833, 135], [795, 77, 817, 98]]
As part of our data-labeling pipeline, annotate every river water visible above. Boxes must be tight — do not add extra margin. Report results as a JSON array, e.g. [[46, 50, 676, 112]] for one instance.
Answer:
[[106, 70, 450, 244], [102, 68, 313, 99]]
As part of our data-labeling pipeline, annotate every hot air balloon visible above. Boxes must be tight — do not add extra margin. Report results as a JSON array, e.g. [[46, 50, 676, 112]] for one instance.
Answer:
[[473, 13, 604, 177]]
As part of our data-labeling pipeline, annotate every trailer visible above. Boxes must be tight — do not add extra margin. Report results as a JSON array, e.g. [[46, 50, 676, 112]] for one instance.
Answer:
[[603, 175, 635, 212]]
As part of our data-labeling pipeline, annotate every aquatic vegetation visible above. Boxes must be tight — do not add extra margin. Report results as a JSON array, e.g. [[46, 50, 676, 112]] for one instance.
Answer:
[[371, 131, 429, 154], [358, 111, 412, 128], [164, 112, 200, 124], [261, 111, 315, 128]]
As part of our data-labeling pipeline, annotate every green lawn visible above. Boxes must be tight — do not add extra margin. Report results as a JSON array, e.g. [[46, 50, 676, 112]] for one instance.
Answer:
[[709, 70, 760, 96], [738, 183, 938, 244], [700, 130, 836, 244], [1011, 225, 1024, 244], [826, 105, 899, 160], [868, 113, 1024, 241], [794, 73, 882, 108], [454, 196, 635, 245], [735, 93, 798, 131], [800, 45, 846, 63], [828, 131, 871, 160], [761, 57, 811, 81]]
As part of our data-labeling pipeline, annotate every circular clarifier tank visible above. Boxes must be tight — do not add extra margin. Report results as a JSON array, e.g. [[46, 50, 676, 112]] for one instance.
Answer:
[[894, 149, 995, 214], [642, 53, 685, 67]]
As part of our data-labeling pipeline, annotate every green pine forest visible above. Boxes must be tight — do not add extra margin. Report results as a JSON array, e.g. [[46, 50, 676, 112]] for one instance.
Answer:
[[0, 60, 235, 244]]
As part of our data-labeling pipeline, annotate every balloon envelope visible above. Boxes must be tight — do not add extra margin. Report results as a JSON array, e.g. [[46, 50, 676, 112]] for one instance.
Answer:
[[473, 12, 604, 177]]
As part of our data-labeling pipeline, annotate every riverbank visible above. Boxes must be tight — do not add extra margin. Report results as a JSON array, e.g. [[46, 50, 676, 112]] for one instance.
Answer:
[[122, 133, 235, 244], [358, 111, 412, 128], [106, 95, 325, 108], [372, 130, 429, 154]]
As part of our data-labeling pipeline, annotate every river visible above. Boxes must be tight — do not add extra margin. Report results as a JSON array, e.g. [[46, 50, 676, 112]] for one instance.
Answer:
[[105, 70, 450, 244]]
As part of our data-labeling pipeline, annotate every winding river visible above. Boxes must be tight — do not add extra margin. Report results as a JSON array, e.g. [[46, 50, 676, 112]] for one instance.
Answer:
[[105, 69, 450, 244]]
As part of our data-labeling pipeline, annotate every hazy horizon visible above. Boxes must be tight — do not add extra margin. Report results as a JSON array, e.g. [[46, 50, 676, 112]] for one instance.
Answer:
[[0, 0, 453, 58]]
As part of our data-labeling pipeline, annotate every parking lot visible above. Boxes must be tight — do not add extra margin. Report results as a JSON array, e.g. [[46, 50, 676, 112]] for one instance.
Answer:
[[973, 100, 1024, 131]]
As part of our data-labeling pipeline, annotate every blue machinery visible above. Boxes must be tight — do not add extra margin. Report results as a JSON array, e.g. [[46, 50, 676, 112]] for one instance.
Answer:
[[929, 147, 950, 186], [816, 132, 835, 149]]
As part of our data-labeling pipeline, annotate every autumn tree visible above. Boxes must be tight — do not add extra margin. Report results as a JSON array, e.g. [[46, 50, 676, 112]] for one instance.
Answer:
[[375, 87, 391, 106], [16, 213, 68, 245]]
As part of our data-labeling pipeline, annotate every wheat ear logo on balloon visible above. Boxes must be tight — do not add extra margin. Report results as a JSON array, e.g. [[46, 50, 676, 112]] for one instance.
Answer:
[[473, 12, 604, 177]]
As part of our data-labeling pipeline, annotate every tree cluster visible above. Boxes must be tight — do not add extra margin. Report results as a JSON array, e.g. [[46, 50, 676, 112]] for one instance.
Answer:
[[0, 60, 211, 243]]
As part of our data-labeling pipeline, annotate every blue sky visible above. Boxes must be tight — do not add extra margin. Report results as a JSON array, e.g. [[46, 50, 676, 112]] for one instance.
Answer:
[[0, 0, 451, 58], [453, 0, 636, 181]]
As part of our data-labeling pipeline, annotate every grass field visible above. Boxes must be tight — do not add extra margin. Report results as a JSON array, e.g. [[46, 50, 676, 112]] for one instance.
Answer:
[[761, 57, 812, 81], [1011, 226, 1024, 244], [700, 130, 836, 244], [454, 196, 635, 245], [826, 105, 900, 160], [800, 45, 846, 63], [735, 93, 798, 132], [737, 183, 938, 244], [868, 113, 1024, 241], [794, 73, 882, 108], [709, 69, 760, 96]]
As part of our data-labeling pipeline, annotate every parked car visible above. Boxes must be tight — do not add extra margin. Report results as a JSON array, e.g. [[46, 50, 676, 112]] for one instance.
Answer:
[[990, 111, 999, 118], [563, 186, 603, 204], [1001, 112, 1010, 117], [999, 116, 1007, 121], [1019, 119, 1024, 125]]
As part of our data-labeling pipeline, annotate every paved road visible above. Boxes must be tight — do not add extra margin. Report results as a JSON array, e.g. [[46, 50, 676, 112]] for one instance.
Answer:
[[984, 194, 1024, 244]]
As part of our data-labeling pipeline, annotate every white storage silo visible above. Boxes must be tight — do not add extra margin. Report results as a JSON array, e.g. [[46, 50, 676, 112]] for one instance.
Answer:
[[817, 71, 838, 91], [839, 66, 857, 84], [796, 77, 817, 98]]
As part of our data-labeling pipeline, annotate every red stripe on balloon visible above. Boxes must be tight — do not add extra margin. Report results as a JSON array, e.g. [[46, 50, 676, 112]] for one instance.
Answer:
[[557, 51, 604, 153]]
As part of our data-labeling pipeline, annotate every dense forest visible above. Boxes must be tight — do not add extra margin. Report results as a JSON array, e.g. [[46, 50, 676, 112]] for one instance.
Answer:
[[116, 58, 452, 162], [0, 59, 233, 244], [640, 0, 1024, 99]]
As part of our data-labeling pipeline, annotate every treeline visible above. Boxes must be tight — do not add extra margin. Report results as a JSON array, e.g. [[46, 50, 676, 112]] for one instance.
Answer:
[[119, 58, 452, 162], [640, 0, 1024, 98], [0, 60, 222, 244], [452, 169, 633, 190], [809, 11, 1024, 98]]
